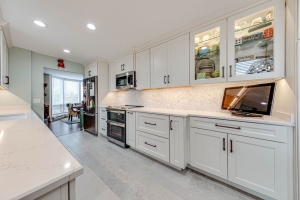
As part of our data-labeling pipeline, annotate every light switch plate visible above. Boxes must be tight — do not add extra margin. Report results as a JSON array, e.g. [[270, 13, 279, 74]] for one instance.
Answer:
[[33, 99, 40, 104]]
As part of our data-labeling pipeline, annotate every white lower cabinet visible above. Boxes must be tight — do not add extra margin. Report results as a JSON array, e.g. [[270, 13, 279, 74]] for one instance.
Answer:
[[133, 112, 186, 169], [190, 117, 289, 200], [228, 134, 287, 200], [169, 116, 186, 169], [126, 111, 136, 148], [136, 130, 169, 162], [190, 128, 228, 179]]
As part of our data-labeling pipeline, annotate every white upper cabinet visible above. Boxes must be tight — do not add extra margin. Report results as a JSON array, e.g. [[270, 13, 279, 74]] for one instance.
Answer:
[[151, 34, 189, 89], [85, 61, 98, 78], [227, 1, 285, 82], [0, 29, 8, 89], [109, 62, 116, 92], [114, 53, 134, 75], [136, 49, 150, 89], [190, 20, 227, 85], [167, 34, 189, 87], [123, 54, 134, 72], [115, 57, 124, 75], [151, 43, 168, 88]]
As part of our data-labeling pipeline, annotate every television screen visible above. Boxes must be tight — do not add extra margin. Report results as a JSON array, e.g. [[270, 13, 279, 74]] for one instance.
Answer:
[[221, 83, 276, 115]]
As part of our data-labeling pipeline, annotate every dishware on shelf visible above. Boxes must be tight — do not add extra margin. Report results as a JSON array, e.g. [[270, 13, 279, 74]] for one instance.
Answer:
[[198, 46, 210, 56]]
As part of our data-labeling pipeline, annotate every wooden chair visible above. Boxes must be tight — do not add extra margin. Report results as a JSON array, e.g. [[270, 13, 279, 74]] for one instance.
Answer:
[[68, 104, 78, 122]]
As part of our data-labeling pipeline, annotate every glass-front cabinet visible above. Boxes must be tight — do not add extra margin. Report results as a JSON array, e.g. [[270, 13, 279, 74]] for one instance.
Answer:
[[190, 19, 227, 85], [227, 1, 285, 82]]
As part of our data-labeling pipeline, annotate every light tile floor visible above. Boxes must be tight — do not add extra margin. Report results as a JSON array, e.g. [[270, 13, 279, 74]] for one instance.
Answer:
[[57, 131, 261, 200]]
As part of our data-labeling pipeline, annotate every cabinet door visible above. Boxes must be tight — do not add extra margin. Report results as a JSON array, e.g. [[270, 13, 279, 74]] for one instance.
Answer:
[[123, 53, 134, 72], [109, 62, 116, 92], [136, 49, 150, 89], [190, 19, 227, 85], [190, 128, 227, 179], [126, 111, 136, 148], [228, 134, 287, 199], [151, 43, 168, 88], [167, 34, 189, 87], [227, 1, 285, 82], [170, 116, 185, 169], [90, 61, 98, 77], [84, 65, 89, 78], [115, 57, 123, 75], [1, 30, 8, 89]]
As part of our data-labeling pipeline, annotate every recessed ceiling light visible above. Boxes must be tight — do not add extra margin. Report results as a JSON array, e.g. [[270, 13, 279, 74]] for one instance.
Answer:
[[87, 24, 96, 30], [34, 20, 46, 27], [63, 50, 70, 53]]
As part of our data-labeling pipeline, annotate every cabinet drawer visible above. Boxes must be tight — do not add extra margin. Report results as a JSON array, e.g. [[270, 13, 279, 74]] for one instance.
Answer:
[[136, 130, 169, 162], [100, 115, 107, 122], [136, 112, 170, 138], [99, 107, 107, 114], [190, 117, 288, 143], [100, 124, 107, 136]]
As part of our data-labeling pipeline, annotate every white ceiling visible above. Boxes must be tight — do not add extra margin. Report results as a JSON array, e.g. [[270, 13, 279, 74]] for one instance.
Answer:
[[0, 0, 241, 64]]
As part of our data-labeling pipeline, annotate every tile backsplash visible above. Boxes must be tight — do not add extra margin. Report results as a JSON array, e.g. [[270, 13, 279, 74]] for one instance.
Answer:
[[118, 83, 260, 112]]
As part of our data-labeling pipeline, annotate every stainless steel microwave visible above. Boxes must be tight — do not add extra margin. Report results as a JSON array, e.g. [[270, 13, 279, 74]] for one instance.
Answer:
[[116, 71, 136, 90]]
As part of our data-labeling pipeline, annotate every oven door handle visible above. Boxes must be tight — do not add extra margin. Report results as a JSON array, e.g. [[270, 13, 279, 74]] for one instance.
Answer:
[[107, 120, 125, 128], [107, 110, 125, 114]]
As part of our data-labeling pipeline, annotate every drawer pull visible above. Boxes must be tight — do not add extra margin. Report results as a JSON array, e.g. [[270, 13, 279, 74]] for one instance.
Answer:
[[145, 142, 156, 147], [215, 124, 240, 130], [102, 118, 105, 120], [145, 122, 156, 126], [223, 138, 225, 151], [127, 112, 133, 114], [170, 120, 173, 130], [230, 140, 233, 153], [102, 128, 106, 130]]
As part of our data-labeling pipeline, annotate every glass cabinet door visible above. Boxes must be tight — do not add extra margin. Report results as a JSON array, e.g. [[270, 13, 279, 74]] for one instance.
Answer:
[[228, 1, 285, 82], [190, 19, 226, 85]]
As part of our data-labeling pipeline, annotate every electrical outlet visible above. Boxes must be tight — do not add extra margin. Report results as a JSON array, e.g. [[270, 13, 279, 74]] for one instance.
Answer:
[[33, 99, 40, 104]]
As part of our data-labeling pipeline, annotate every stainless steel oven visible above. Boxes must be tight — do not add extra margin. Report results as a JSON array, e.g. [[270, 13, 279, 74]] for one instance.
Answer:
[[116, 71, 136, 90], [106, 109, 127, 147]]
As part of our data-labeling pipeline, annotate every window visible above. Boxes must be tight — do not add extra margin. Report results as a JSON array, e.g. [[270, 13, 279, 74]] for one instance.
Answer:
[[51, 77, 83, 116]]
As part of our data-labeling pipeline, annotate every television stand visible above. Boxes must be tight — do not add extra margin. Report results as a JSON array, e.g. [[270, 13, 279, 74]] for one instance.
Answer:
[[230, 111, 264, 118]]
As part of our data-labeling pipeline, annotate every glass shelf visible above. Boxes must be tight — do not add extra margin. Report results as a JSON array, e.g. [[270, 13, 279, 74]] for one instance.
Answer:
[[195, 36, 220, 44], [235, 36, 273, 47], [235, 19, 274, 33]]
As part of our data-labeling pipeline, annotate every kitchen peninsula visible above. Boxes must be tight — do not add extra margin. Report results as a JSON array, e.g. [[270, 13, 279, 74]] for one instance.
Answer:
[[0, 106, 83, 200]]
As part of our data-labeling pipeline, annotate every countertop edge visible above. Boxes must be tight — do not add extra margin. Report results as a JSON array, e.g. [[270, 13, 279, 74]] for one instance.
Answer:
[[128, 108, 294, 127]]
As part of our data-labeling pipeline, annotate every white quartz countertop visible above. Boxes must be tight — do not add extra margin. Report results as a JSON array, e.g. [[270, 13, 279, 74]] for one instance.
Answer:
[[0, 107, 83, 200], [129, 107, 294, 127]]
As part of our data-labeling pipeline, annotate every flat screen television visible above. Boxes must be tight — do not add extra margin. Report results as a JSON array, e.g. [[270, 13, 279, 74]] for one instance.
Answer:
[[221, 83, 276, 116]]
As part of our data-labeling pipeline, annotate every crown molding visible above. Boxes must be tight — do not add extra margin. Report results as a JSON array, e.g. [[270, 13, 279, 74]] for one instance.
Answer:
[[84, 56, 108, 66]]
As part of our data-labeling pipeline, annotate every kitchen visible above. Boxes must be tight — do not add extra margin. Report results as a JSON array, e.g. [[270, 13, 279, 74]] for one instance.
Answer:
[[0, 0, 298, 199]]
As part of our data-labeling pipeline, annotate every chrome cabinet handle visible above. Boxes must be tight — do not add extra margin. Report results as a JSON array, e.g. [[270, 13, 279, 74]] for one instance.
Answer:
[[123, 64, 125, 71], [89, 71, 91, 76], [170, 120, 173, 130], [145, 122, 156, 126], [229, 65, 232, 77], [223, 138, 225, 151], [102, 128, 106, 130], [101, 118, 105, 120], [164, 76, 166, 84], [222, 67, 224, 78], [230, 140, 233, 153], [145, 142, 156, 147], [127, 112, 133, 114], [215, 124, 240, 130], [167, 75, 170, 83]]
